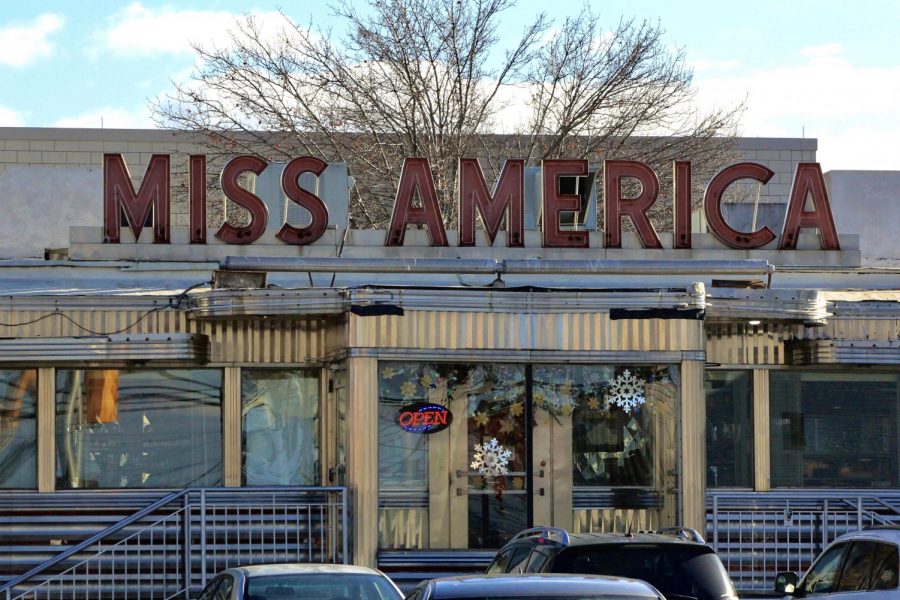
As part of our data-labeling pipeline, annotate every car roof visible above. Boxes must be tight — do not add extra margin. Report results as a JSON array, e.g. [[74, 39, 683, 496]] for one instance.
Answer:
[[831, 527, 900, 545], [229, 563, 386, 577], [427, 574, 661, 598], [505, 530, 708, 548]]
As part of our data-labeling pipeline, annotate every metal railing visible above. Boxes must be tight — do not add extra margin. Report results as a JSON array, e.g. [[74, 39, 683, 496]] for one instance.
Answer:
[[707, 491, 900, 592], [2, 487, 348, 600]]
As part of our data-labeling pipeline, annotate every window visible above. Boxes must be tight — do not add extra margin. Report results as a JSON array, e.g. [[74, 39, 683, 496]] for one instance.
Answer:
[[770, 372, 899, 488], [55, 369, 222, 489], [837, 542, 879, 591], [241, 369, 319, 485], [705, 371, 753, 487], [801, 543, 847, 594], [0, 370, 37, 488], [870, 542, 899, 590], [564, 365, 677, 487]]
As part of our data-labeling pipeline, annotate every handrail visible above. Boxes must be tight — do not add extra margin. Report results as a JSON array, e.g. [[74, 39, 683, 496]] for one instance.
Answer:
[[0, 489, 188, 595]]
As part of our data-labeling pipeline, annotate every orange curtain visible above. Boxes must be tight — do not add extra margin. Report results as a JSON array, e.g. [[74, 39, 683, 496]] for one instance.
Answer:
[[86, 370, 119, 423]]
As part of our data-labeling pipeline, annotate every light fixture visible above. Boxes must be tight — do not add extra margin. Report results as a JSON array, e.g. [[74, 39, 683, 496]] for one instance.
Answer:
[[212, 270, 268, 289], [748, 319, 761, 326]]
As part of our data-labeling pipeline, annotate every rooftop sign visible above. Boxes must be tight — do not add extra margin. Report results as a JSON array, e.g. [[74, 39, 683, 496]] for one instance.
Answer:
[[103, 154, 840, 251]]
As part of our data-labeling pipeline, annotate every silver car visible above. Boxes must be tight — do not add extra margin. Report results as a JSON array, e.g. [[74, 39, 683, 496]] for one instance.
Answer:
[[404, 574, 665, 600], [196, 563, 404, 600], [775, 526, 899, 598]]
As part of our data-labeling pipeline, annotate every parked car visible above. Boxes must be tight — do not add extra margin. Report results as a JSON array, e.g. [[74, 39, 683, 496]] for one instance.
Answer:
[[404, 573, 664, 599], [774, 526, 899, 598], [486, 526, 737, 600], [195, 563, 404, 600]]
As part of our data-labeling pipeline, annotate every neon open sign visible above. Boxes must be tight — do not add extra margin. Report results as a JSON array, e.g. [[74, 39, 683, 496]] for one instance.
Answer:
[[397, 402, 453, 434]]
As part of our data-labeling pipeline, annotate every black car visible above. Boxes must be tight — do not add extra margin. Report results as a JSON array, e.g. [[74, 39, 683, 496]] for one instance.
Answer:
[[405, 574, 664, 600], [486, 526, 737, 600]]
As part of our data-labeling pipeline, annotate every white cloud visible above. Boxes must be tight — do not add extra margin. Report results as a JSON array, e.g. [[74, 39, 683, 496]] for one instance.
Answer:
[[0, 105, 26, 126], [94, 2, 289, 57], [53, 107, 155, 129], [0, 13, 64, 68], [692, 44, 900, 171]]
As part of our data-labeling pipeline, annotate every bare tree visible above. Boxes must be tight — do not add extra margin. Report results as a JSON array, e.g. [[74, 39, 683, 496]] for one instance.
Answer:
[[152, 0, 742, 231]]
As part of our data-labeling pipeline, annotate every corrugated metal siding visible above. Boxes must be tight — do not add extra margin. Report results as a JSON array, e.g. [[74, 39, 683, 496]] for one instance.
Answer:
[[706, 318, 900, 366], [0, 308, 343, 364], [351, 312, 704, 352]]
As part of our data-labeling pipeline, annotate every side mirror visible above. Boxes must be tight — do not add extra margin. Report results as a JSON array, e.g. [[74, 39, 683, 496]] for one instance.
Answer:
[[774, 572, 798, 594]]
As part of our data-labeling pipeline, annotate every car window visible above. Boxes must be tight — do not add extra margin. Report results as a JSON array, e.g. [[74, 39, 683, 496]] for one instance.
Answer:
[[869, 542, 899, 591], [247, 573, 401, 600], [215, 574, 234, 600], [507, 546, 534, 574], [801, 542, 847, 594], [197, 575, 223, 600], [486, 548, 513, 574], [836, 541, 879, 591], [523, 548, 552, 573], [552, 543, 734, 600]]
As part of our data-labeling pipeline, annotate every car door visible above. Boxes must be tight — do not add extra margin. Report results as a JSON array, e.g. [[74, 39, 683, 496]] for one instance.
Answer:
[[797, 539, 900, 599]]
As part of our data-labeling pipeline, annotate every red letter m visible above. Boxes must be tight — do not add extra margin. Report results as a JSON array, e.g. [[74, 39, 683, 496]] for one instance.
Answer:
[[103, 153, 170, 243]]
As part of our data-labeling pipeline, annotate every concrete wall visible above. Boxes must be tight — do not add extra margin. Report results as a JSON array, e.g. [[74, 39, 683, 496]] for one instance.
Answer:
[[826, 170, 900, 267]]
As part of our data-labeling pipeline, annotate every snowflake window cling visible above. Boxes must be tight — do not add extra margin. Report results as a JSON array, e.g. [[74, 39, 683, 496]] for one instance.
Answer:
[[471, 437, 512, 478], [607, 369, 646, 414]]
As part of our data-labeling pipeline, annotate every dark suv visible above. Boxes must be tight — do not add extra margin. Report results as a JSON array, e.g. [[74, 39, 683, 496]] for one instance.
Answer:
[[486, 526, 737, 600]]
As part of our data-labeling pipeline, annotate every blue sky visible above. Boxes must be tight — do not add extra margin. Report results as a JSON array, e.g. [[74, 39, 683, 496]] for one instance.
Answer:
[[0, 0, 897, 171]]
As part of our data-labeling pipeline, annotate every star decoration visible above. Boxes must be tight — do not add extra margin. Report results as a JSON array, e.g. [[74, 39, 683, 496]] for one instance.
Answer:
[[420, 373, 433, 387], [509, 402, 524, 417], [587, 397, 600, 410], [381, 367, 399, 379], [400, 380, 417, 399], [474, 411, 489, 427], [560, 403, 574, 417], [500, 419, 515, 434], [559, 383, 572, 398], [512, 477, 525, 490]]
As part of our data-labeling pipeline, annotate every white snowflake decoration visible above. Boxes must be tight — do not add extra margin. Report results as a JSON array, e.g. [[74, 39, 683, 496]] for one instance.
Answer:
[[608, 369, 646, 413], [471, 438, 512, 477]]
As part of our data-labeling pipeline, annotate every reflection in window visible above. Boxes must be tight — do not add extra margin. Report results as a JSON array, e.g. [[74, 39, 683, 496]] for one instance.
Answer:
[[770, 372, 899, 488], [543, 365, 676, 487], [241, 369, 319, 485], [0, 370, 37, 488], [56, 369, 222, 489], [705, 371, 753, 487]]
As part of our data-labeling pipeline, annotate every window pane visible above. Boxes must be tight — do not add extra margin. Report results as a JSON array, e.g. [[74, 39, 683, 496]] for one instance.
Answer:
[[837, 542, 879, 591], [770, 372, 899, 488], [241, 369, 319, 485], [561, 365, 676, 487], [801, 543, 846, 594], [56, 369, 222, 488], [870, 542, 899, 590], [705, 371, 754, 487], [0, 370, 37, 488]]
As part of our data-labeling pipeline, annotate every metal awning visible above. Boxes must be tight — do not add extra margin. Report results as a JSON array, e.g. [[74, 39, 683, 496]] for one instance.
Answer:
[[785, 339, 900, 365]]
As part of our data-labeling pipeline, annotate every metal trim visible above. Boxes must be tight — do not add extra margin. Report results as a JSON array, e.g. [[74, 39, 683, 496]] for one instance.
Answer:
[[705, 288, 829, 324], [786, 338, 900, 365], [348, 348, 705, 362], [0, 333, 210, 364]]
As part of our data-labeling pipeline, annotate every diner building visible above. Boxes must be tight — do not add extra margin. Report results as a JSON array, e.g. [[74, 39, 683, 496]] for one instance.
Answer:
[[0, 127, 898, 594]]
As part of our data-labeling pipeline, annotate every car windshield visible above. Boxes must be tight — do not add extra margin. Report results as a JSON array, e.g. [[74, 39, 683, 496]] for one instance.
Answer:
[[246, 573, 400, 600], [552, 544, 734, 600]]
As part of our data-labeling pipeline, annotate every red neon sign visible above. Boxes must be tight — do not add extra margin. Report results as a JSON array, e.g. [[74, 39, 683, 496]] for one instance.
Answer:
[[397, 402, 454, 434]]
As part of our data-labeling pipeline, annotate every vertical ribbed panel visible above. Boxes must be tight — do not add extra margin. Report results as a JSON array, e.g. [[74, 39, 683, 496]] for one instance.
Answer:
[[37, 368, 55, 493], [347, 357, 378, 567], [378, 508, 428, 549], [0, 308, 342, 365], [573, 509, 659, 533], [753, 369, 771, 491], [351, 312, 703, 351], [680, 360, 705, 532], [707, 319, 900, 366], [223, 367, 241, 487]]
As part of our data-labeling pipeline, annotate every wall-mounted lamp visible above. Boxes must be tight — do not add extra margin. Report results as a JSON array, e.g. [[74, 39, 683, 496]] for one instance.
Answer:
[[748, 319, 762, 326]]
